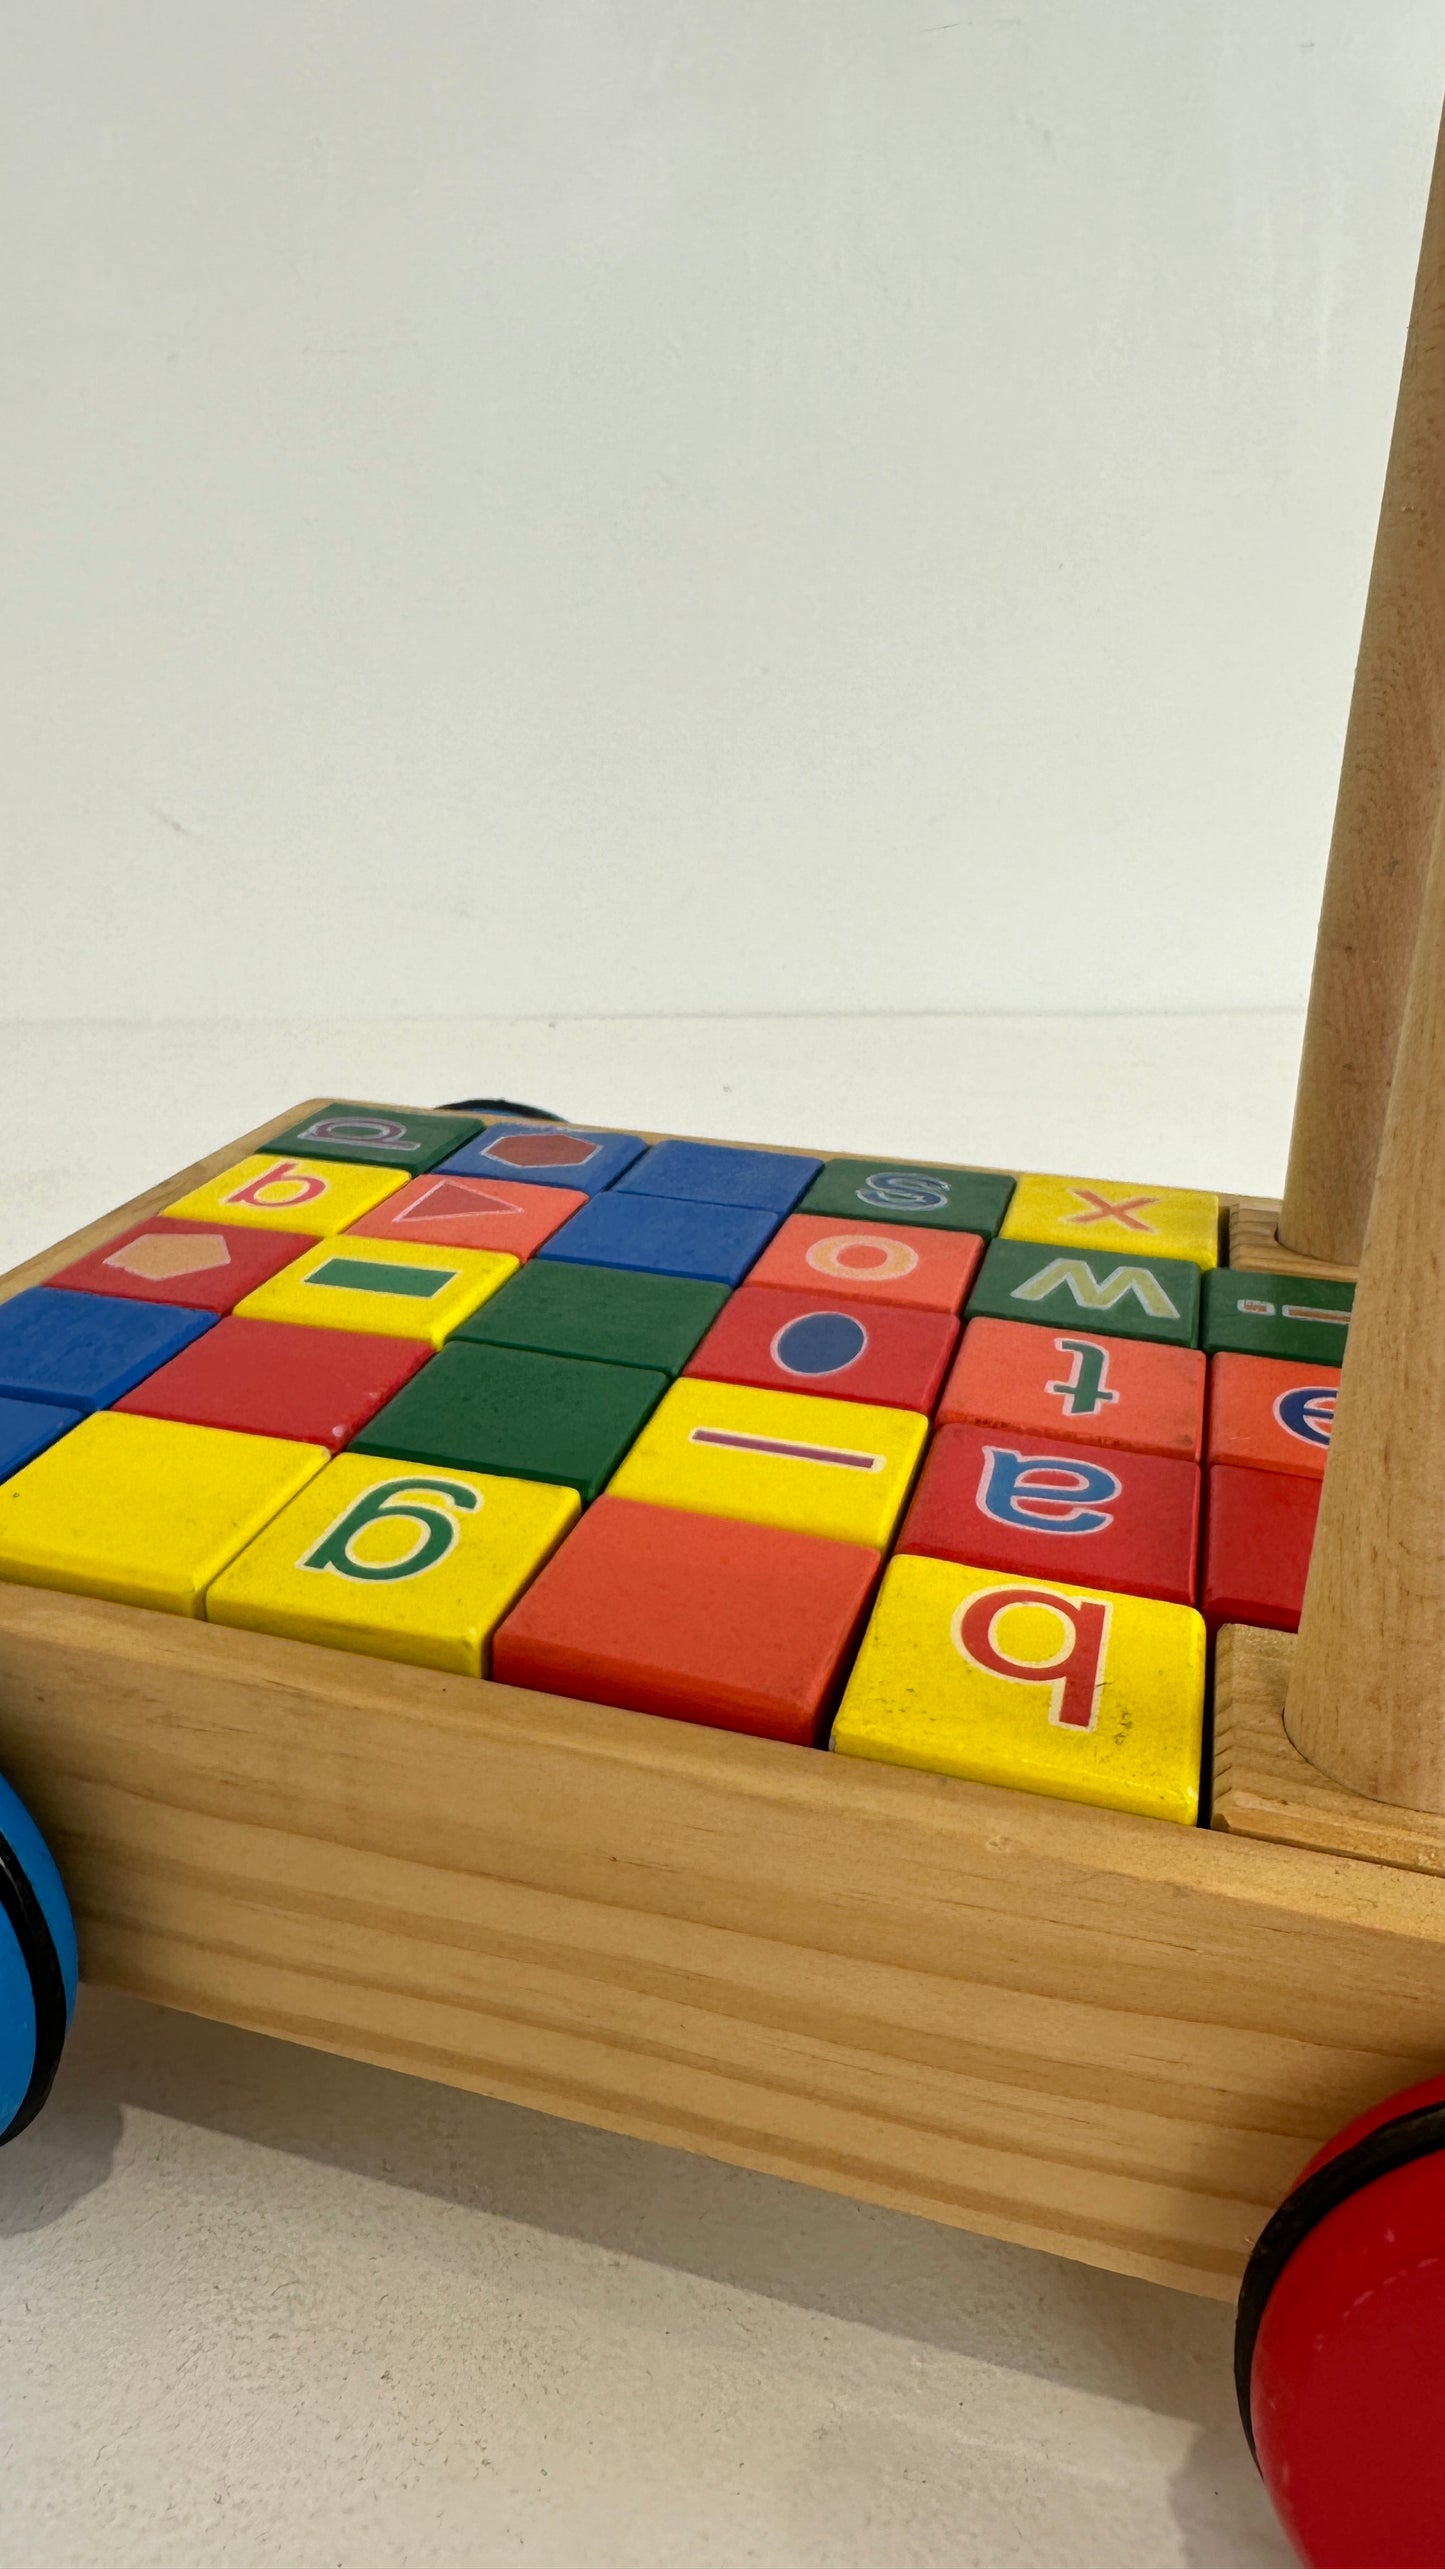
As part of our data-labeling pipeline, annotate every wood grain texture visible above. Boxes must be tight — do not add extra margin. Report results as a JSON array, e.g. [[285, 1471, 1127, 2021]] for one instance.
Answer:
[[1218, 1623, 1445, 1874], [1286, 805, 1445, 1810], [1226, 1198, 1359, 1283], [1280, 105, 1445, 1266], [2, 1583, 1445, 2299]]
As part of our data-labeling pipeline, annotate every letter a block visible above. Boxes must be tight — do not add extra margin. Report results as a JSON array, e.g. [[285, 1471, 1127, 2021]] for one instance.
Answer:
[[966, 1240, 1200, 1346], [832, 1555, 1205, 1823], [166, 1153, 406, 1237], [208, 1453, 578, 1674], [1002, 1174, 1219, 1271], [897, 1421, 1200, 1603]]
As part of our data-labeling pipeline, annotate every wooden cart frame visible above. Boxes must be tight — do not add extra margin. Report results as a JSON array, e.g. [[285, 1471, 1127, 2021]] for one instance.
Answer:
[[9, 109, 1445, 2310]]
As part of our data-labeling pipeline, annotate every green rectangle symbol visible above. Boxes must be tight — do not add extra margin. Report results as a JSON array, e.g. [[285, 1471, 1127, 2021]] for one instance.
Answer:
[[307, 1258, 454, 1301]]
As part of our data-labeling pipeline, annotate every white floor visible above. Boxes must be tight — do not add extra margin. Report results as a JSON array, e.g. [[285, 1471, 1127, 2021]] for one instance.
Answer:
[[0, 1015, 1299, 2568]]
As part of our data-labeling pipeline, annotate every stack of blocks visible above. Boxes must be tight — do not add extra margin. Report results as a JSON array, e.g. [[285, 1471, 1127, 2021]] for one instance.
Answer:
[[0, 1103, 1354, 1832]]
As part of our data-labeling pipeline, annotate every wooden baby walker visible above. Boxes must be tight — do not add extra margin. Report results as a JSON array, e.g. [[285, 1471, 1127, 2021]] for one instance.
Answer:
[[9, 101, 1445, 2569]]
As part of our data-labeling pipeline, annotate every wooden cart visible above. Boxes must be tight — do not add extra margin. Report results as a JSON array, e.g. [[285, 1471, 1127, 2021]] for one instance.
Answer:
[[10, 90, 1445, 2569]]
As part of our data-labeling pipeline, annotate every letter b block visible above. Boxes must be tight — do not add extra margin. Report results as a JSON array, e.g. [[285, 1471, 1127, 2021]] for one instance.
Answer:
[[832, 1554, 1205, 1824]]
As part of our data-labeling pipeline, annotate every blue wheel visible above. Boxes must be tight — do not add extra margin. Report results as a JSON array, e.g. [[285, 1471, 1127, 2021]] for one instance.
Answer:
[[0, 1774, 76, 2142]]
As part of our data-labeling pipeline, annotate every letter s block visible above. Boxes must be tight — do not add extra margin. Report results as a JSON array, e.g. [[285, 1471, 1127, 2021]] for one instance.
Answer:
[[831, 1555, 1206, 1824]]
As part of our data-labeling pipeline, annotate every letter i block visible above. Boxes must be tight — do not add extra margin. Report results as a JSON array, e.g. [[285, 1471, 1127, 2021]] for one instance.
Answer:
[[832, 1555, 1206, 1824], [1002, 1174, 1220, 1271], [1202, 1268, 1354, 1366], [967, 1240, 1200, 1346], [207, 1454, 579, 1675], [165, 1154, 407, 1237], [897, 1421, 1200, 1604], [1207, 1353, 1339, 1480], [939, 1317, 1205, 1459]]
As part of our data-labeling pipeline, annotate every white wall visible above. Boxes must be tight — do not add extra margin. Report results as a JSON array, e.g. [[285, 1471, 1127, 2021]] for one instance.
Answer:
[[3, 1, 1441, 1024]]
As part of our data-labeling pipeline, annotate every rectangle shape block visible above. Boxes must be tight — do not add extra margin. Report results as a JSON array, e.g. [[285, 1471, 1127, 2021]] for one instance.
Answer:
[[234, 1236, 517, 1346], [608, 1378, 927, 1549]]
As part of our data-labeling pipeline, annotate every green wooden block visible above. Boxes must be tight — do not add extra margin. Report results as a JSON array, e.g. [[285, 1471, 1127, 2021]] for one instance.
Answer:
[[453, 1260, 728, 1376], [352, 1343, 668, 1502], [267, 1102, 484, 1171], [1202, 1267, 1354, 1364], [967, 1239, 1200, 1346], [799, 1159, 1015, 1237]]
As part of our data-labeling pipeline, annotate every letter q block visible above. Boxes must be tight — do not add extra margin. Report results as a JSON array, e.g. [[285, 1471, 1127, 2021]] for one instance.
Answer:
[[831, 1554, 1205, 1825]]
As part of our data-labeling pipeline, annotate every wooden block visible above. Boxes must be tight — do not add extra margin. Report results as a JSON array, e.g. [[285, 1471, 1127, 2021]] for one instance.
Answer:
[[1207, 1353, 1339, 1480], [0, 1412, 326, 1614], [1213, 1623, 1445, 1879], [207, 1455, 577, 1676], [344, 1173, 586, 1259], [0, 1396, 82, 1483], [437, 1123, 646, 1194], [608, 1377, 928, 1549], [897, 1421, 1200, 1605], [114, 1318, 430, 1450], [455, 1261, 728, 1376], [45, 1217, 316, 1314], [745, 1213, 983, 1315], [233, 1235, 517, 1347], [798, 1158, 1015, 1238], [534, 1193, 780, 1286], [684, 1285, 958, 1412], [615, 1139, 821, 1212], [493, 1495, 879, 1744], [0, 1286, 214, 1412], [164, 1153, 406, 1237], [1202, 1266, 1354, 1365], [265, 1104, 484, 1171], [939, 1316, 1205, 1459], [832, 1554, 1206, 1825], [1201, 1464, 1321, 1632], [352, 1343, 669, 1503], [966, 1240, 1200, 1346], [1001, 1173, 1220, 1272]]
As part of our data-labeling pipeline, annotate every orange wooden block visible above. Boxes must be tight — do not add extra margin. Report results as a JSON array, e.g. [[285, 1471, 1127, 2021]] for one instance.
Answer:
[[1207, 1353, 1339, 1480], [940, 1317, 1206, 1460], [745, 1214, 982, 1315], [346, 1173, 586, 1260], [492, 1495, 880, 1744]]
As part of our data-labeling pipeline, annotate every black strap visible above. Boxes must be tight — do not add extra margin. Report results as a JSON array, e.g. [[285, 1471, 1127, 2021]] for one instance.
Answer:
[[0, 1827, 68, 2144], [436, 1099, 564, 1121], [1234, 2097, 1445, 2457]]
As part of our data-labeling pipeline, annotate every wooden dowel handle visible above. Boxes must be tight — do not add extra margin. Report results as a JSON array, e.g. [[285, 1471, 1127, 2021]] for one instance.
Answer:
[[1279, 104, 1445, 1267], [1285, 795, 1445, 1810]]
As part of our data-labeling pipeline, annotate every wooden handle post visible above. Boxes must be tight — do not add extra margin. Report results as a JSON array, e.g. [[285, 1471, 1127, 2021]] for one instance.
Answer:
[[1285, 792, 1445, 1809], [1279, 104, 1445, 1266]]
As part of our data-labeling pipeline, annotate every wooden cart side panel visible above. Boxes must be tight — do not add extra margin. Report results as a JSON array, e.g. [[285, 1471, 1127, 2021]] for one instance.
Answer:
[[2, 1583, 1443, 2300]]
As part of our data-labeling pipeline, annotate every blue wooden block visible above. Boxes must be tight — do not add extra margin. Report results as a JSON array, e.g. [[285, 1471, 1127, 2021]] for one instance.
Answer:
[[434, 1124, 646, 1194], [615, 1139, 822, 1213], [0, 1288, 216, 1412], [0, 1396, 84, 1482], [535, 1193, 781, 1285]]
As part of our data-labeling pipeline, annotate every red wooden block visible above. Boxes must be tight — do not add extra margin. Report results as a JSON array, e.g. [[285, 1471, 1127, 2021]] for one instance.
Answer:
[[114, 1317, 430, 1450], [346, 1172, 585, 1260], [1200, 1461, 1320, 1631], [1207, 1352, 1339, 1481], [939, 1316, 1205, 1459], [746, 1213, 982, 1315], [897, 1420, 1200, 1605], [492, 1495, 879, 1745], [47, 1219, 312, 1315], [684, 1285, 957, 1413]]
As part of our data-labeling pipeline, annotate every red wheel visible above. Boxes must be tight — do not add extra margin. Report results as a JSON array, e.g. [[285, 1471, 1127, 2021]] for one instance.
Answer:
[[1236, 2073, 1445, 2568]]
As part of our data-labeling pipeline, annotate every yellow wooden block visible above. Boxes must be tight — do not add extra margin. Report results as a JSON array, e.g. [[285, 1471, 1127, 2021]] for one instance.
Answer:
[[831, 1554, 1205, 1825], [1001, 1173, 1219, 1272], [207, 1452, 578, 1675], [164, 1153, 406, 1237], [0, 1413, 326, 1616], [608, 1378, 927, 1549], [233, 1234, 517, 1346]]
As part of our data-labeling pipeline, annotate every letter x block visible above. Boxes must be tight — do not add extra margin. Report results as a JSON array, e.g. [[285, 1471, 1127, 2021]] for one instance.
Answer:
[[832, 1554, 1206, 1824], [897, 1421, 1200, 1604], [1001, 1174, 1220, 1271]]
